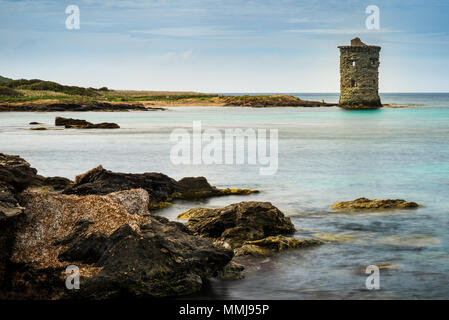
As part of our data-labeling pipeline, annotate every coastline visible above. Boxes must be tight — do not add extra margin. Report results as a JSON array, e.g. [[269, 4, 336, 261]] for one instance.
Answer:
[[0, 95, 336, 112]]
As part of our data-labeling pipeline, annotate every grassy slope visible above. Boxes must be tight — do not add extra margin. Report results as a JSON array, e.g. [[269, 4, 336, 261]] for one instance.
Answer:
[[0, 78, 326, 107], [0, 75, 12, 83], [0, 78, 220, 103]]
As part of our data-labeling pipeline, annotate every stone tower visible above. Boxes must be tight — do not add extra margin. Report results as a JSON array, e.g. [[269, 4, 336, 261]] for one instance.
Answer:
[[338, 38, 381, 108]]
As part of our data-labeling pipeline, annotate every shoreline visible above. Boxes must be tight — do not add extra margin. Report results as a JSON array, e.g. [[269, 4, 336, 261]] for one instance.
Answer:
[[0, 95, 337, 112], [0, 98, 412, 112]]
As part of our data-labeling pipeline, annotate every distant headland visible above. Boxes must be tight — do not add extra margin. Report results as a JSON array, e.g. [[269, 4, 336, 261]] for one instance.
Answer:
[[0, 78, 335, 111]]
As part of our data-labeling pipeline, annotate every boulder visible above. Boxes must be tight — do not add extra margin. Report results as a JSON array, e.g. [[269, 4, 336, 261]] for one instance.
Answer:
[[0, 153, 37, 193], [179, 202, 296, 251], [0, 153, 37, 291], [234, 236, 322, 257], [55, 117, 119, 129], [332, 198, 420, 211], [7, 191, 233, 299], [0, 181, 25, 220], [63, 166, 258, 205], [63, 165, 179, 203], [28, 175, 73, 192], [105, 188, 150, 215]]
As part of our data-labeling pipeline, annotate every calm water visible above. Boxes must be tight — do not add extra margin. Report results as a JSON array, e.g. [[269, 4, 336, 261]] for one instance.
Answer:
[[1, 93, 449, 299]]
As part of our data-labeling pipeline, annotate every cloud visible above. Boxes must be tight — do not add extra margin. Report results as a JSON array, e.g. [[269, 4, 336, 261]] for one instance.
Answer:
[[283, 28, 401, 35], [160, 49, 193, 62], [286, 17, 312, 24], [133, 26, 235, 38]]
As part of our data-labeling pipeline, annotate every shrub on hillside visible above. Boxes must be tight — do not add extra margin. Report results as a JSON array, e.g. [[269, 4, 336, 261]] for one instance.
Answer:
[[0, 86, 22, 97]]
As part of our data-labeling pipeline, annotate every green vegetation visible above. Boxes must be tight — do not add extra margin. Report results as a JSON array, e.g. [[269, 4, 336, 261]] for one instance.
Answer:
[[0, 77, 218, 103], [0, 75, 12, 84], [4, 79, 100, 97], [0, 86, 22, 97], [104, 94, 220, 102]]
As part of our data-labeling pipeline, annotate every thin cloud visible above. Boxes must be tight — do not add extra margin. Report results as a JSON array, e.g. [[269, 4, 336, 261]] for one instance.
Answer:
[[134, 26, 235, 37], [159, 49, 194, 62], [284, 28, 401, 35]]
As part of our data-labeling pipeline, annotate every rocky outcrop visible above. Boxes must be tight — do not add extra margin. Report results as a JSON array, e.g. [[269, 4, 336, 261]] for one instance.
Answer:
[[105, 189, 150, 215], [0, 102, 163, 112], [331, 198, 420, 211], [235, 236, 322, 257], [28, 175, 73, 192], [0, 153, 37, 291], [63, 166, 258, 205], [0, 153, 37, 218], [223, 95, 335, 108], [55, 117, 120, 129], [0, 153, 37, 194], [177, 202, 312, 256], [5, 190, 233, 299]]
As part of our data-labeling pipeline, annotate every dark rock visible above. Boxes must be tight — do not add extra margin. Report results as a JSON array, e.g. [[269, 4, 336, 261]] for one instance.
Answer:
[[332, 197, 420, 211], [63, 165, 179, 203], [55, 117, 90, 127], [234, 236, 323, 257], [77, 223, 233, 299], [179, 202, 296, 248], [29, 175, 73, 192], [63, 165, 257, 204], [0, 153, 37, 292], [55, 117, 120, 129], [58, 232, 109, 264], [0, 153, 37, 193], [29, 122, 41, 125], [9, 190, 233, 299], [178, 202, 323, 257]]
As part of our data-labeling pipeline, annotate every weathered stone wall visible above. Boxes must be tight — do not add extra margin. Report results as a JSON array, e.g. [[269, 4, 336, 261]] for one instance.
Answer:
[[338, 45, 381, 108]]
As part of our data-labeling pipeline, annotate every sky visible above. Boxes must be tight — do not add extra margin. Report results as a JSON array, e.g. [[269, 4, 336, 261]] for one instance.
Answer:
[[0, 0, 449, 92]]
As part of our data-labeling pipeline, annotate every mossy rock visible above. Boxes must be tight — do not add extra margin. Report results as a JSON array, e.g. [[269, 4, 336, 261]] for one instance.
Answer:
[[332, 197, 419, 211], [149, 201, 173, 210], [218, 188, 260, 195], [235, 235, 323, 257]]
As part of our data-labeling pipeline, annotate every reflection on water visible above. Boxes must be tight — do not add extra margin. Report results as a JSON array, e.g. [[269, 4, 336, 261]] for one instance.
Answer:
[[1, 93, 449, 299]]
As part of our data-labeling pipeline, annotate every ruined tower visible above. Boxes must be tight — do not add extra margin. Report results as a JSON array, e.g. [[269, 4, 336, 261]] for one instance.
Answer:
[[338, 38, 381, 108]]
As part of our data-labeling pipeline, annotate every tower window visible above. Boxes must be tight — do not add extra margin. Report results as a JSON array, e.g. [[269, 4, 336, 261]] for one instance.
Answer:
[[351, 60, 356, 67], [351, 80, 357, 87], [370, 58, 378, 66]]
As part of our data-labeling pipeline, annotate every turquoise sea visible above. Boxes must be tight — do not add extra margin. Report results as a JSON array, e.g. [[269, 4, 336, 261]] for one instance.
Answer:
[[1, 93, 449, 299]]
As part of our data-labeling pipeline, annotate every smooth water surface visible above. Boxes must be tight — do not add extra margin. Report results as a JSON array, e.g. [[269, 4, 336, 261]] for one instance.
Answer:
[[1, 93, 449, 299]]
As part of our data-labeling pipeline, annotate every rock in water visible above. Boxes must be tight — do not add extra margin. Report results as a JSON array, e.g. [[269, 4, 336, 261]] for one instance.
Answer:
[[55, 117, 120, 129], [235, 236, 322, 257], [332, 198, 420, 211], [177, 201, 315, 256], [63, 165, 258, 204], [8, 191, 233, 299]]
